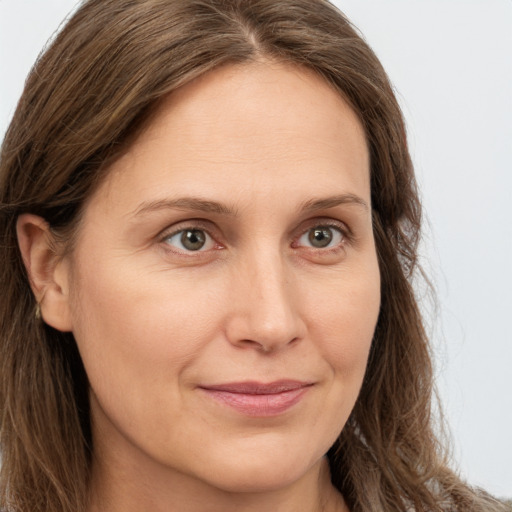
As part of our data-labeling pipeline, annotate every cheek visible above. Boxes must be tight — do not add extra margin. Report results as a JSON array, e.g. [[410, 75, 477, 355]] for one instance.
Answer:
[[306, 260, 380, 385], [290, 261, 380, 460], [68, 258, 224, 401], [67, 259, 234, 460], [314, 262, 380, 334]]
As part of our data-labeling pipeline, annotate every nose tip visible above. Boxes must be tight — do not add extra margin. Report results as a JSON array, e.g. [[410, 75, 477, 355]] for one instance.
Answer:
[[237, 318, 301, 353], [228, 309, 302, 353], [225, 261, 304, 353]]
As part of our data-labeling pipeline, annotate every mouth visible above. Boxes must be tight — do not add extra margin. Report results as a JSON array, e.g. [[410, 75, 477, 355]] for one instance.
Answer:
[[198, 380, 314, 417]]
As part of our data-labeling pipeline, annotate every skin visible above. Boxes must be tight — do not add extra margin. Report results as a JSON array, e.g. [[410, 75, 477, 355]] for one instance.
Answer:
[[18, 61, 380, 512]]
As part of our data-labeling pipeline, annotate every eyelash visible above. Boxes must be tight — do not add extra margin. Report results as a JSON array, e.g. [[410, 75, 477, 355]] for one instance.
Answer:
[[292, 221, 349, 253], [159, 219, 351, 257], [160, 220, 221, 256]]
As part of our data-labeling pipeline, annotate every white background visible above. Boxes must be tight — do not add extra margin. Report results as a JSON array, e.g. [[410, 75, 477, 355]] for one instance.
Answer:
[[1, 0, 511, 499]]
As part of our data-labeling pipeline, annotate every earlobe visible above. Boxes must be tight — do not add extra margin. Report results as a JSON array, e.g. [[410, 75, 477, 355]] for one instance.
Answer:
[[16, 214, 73, 332]]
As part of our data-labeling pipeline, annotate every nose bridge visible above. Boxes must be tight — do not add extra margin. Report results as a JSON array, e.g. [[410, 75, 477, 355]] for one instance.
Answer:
[[227, 243, 303, 351]]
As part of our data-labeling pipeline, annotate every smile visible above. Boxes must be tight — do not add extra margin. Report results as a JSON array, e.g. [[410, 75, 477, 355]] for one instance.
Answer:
[[198, 380, 314, 417]]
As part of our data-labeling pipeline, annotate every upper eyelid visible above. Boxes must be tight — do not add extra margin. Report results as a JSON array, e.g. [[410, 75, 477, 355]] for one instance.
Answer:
[[158, 219, 217, 240], [293, 217, 352, 239]]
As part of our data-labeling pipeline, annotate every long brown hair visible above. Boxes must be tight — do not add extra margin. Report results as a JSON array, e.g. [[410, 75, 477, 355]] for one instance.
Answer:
[[0, 1, 507, 511]]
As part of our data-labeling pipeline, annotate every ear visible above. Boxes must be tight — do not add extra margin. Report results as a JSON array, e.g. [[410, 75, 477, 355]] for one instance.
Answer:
[[16, 214, 73, 332]]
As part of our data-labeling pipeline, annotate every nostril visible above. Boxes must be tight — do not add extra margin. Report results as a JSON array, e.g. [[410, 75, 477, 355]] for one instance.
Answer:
[[242, 335, 301, 353]]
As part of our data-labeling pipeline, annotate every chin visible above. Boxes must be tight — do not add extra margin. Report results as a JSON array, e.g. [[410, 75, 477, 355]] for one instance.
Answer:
[[206, 464, 309, 494], [188, 444, 327, 494]]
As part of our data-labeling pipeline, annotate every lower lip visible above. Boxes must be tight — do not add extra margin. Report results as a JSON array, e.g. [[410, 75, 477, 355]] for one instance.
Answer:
[[200, 387, 310, 417]]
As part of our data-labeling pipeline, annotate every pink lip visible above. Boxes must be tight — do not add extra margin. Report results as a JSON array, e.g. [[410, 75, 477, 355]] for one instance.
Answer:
[[199, 380, 313, 417]]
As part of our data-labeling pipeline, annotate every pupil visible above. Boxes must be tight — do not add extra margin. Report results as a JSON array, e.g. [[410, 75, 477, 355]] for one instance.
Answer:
[[181, 230, 206, 251], [309, 227, 332, 248]]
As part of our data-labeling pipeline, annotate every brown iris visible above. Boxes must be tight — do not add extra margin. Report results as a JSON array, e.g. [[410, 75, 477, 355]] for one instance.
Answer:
[[308, 227, 334, 248], [181, 229, 206, 251]]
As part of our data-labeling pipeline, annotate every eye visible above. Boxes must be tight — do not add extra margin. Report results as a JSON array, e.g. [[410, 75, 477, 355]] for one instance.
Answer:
[[164, 228, 216, 252], [297, 225, 344, 249]]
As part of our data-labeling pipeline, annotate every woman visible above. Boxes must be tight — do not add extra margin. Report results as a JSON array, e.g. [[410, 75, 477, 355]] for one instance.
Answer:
[[0, 1, 508, 511]]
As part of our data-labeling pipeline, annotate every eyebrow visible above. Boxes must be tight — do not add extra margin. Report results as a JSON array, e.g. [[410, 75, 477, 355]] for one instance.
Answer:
[[300, 194, 369, 213], [132, 193, 369, 218], [133, 197, 238, 217]]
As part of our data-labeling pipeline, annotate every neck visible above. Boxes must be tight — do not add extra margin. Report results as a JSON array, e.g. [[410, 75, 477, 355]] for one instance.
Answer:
[[88, 452, 347, 512], [87, 401, 348, 512]]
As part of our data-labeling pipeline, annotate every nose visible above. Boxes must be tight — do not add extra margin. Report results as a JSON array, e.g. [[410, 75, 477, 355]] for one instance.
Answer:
[[225, 250, 305, 353]]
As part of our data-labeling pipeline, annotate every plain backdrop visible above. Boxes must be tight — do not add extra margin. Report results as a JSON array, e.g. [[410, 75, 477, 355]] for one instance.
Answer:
[[1, 0, 511, 499]]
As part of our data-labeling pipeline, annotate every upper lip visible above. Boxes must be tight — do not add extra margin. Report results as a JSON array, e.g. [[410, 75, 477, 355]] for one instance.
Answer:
[[199, 380, 313, 395]]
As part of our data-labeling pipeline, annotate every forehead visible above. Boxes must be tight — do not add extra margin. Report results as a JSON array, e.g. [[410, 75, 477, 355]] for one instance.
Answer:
[[89, 60, 370, 216]]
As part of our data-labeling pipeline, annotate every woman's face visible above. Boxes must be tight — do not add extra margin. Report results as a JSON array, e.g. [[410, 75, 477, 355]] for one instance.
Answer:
[[62, 62, 380, 493]]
